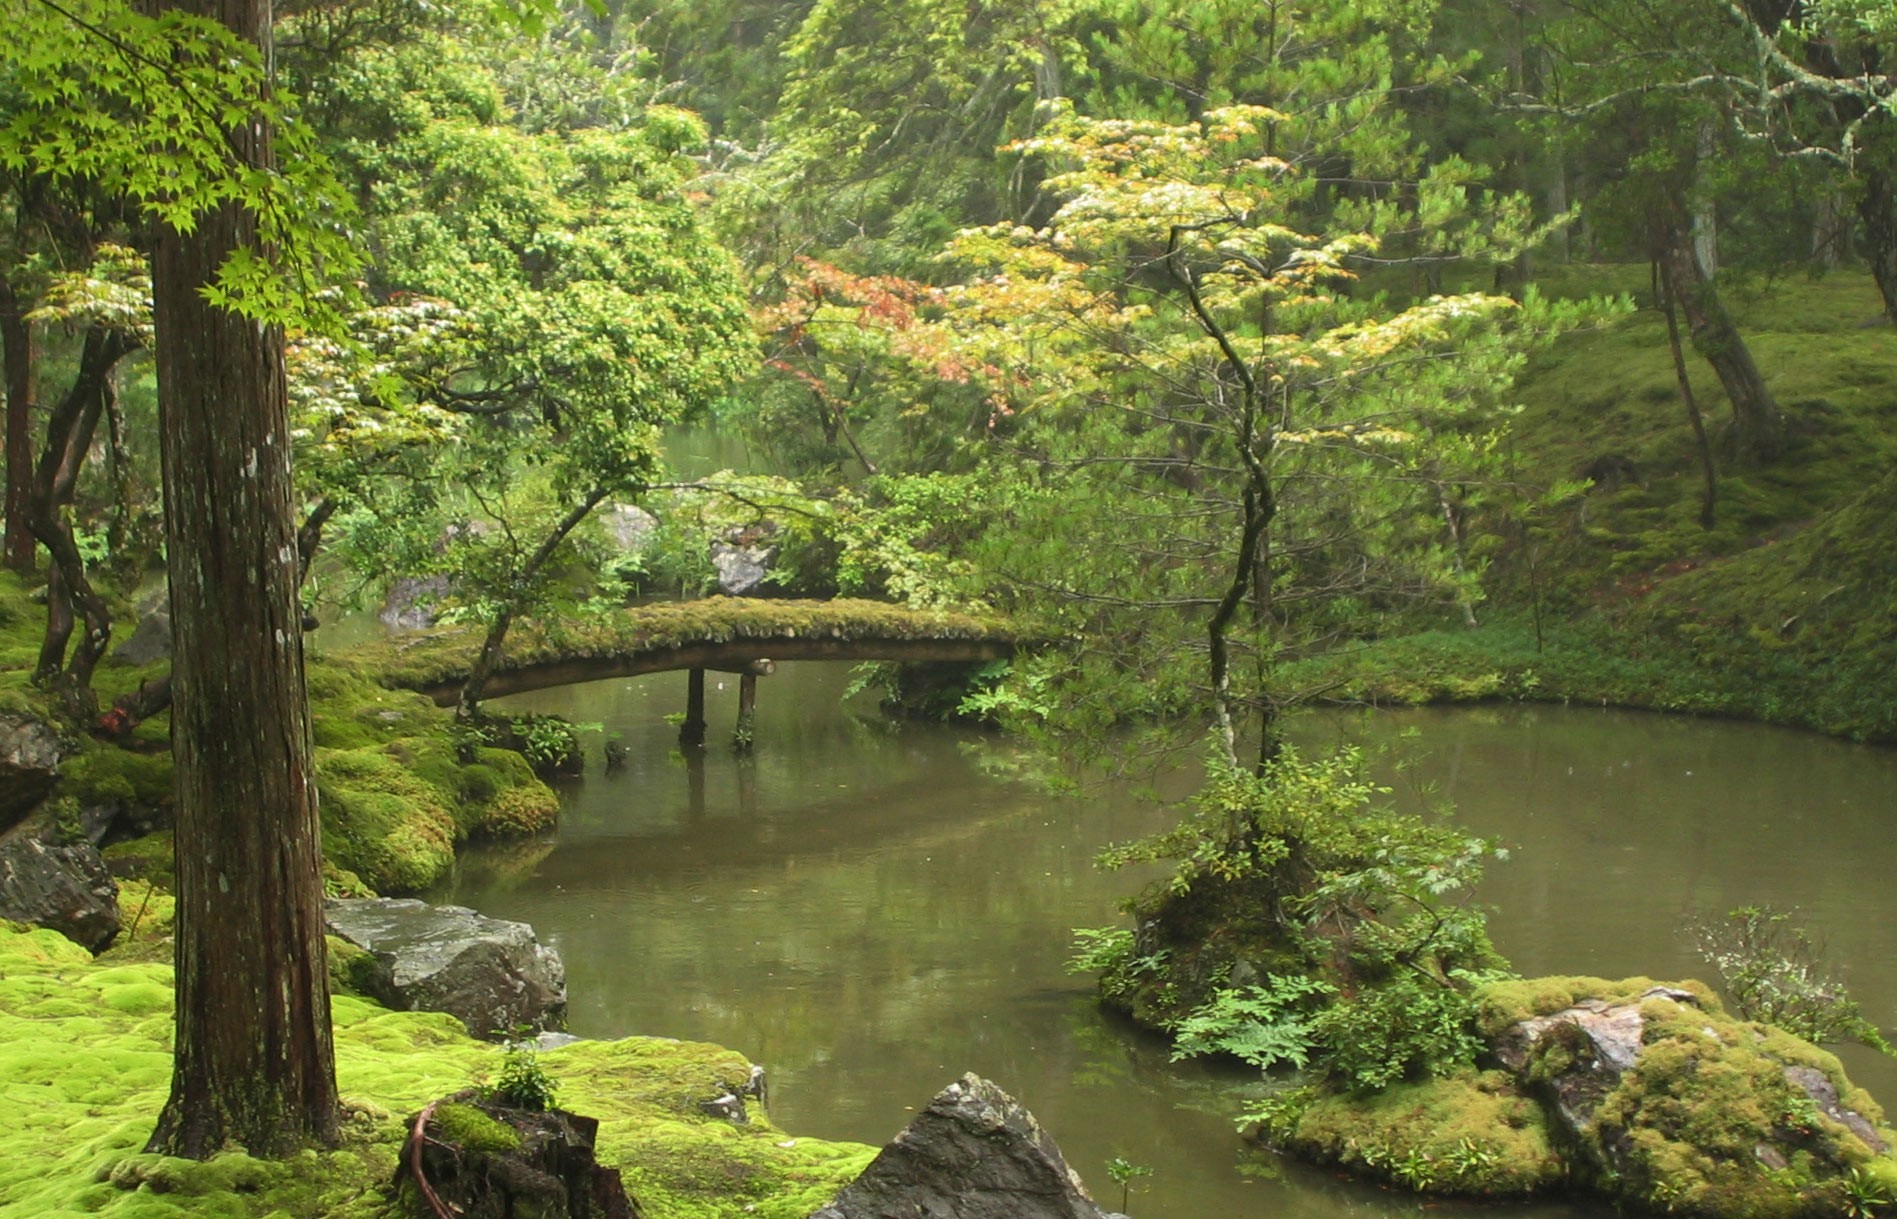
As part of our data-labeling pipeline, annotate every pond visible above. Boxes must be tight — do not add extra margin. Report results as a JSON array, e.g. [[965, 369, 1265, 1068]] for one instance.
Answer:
[[431, 662, 1897, 1219]]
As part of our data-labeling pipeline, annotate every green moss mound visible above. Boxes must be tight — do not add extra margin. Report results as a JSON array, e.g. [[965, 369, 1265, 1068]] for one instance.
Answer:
[[1285, 1069, 1562, 1196], [0, 923, 873, 1219]]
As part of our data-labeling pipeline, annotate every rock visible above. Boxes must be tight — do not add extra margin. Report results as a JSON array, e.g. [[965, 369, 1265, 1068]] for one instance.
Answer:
[[1785, 1064, 1888, 1152], [324, 897, 566, 1039], [400, 1094, 639, 1219], [1485, 976, 1897, 1219], [1491, 986, 1697, 1135], [380, 574, 451, 632], [711, 522, 778, 596], [809, 1073, 1122, 1219], [108, 609, 171, 666], [600, 504, 658, 554], [0, 812, 120, 952], [0, 713, 68, 834]]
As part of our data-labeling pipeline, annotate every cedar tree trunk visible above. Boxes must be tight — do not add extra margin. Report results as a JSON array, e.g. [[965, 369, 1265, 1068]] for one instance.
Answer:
[[144, 0, 339, 1160]]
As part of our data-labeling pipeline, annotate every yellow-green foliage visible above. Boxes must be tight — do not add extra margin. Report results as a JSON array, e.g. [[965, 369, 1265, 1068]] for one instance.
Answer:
[[1288, 1070, 1562, 1196], [356, 596, 1015, 694], [0, 923, 874, 1219]]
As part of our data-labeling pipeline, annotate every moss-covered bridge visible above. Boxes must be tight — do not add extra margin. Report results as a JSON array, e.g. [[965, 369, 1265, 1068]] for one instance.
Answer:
[[355, 597, 1020, 739]]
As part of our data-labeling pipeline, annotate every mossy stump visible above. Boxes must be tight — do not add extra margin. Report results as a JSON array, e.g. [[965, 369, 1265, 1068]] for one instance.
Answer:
[[399, 1093, 638, 1219]]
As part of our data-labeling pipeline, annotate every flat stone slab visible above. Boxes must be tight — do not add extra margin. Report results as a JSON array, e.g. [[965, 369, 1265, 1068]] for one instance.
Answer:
[[324, 897, 566, 1039]]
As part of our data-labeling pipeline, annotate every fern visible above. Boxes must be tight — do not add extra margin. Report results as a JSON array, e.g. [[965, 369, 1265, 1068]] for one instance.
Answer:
[[1170, 976, 1335, 1070]]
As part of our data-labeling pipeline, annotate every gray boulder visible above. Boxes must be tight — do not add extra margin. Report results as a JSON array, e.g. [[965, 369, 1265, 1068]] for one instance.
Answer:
[[711, 523, 778, 596], [600, 504, 659, 554], [324, 897, 566, 1039], [810, 1074, 1123, 1219], [109, 590, 172, 666], [0, 713, 68, 834], [0, 812, 119, 952], [380, 575, 452, 632]]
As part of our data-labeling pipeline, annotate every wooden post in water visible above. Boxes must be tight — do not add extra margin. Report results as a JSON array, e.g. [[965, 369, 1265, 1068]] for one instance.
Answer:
[[681, 667, 706, 746], [734, 672, 758, 751]]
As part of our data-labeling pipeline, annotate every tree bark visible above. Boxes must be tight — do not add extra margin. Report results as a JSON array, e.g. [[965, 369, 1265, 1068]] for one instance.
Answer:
[[1656, 211, 1783, 464], [29, 325, 130, 717], [145, 0, 338, 1160], [1860, 160, 1897, 322], [0, 272, 35, 572], [1656, 258, 1718, 529]]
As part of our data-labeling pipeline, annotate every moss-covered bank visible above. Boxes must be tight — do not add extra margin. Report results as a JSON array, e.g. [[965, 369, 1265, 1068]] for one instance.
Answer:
[[0, 922, 874, 1219]]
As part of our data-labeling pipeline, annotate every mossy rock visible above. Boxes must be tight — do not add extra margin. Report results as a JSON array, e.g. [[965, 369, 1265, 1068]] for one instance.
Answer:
[[1286, 1069, 1563, 1196], [1478, 976, 1897, 1219]]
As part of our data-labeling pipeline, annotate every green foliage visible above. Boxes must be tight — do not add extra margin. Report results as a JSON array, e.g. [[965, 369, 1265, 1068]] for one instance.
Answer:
[[1103, 1155, 1153, 1213], [484, 1036, 558, 1112], [1169, 975, 1333, 1071], [1307, 978, 1485, 1092], [1691, 906, 1895, 1055], [0, 0, 358, 328]]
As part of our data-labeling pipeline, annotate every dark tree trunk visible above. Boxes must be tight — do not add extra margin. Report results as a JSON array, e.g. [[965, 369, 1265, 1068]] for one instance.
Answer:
[[1860, 161, 1897, 322], [0, 273, 34, 572], [1656, 212, 1783, 464], [29, 325, 130, 718], [1655, 257, 1718, 530], [456, 487, 611, 717], [144, 0, 338, 1161]]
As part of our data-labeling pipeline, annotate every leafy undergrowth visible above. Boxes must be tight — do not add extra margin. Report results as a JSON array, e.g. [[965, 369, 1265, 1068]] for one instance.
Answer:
[[0, 923, 873, 1219]]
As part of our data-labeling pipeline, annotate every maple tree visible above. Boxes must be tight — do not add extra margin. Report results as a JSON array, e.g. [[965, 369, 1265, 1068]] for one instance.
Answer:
[[928, 103, 1592, 768]]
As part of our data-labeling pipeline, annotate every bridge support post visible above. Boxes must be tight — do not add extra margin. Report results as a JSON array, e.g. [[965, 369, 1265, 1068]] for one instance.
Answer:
[[733, 672, 758, 751], [680, 668, 706, 746]]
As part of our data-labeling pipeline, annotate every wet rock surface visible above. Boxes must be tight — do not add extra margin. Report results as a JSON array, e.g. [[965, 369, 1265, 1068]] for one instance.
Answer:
[[324, 897, 566, 1038], [810, 1073, 1123, 1219], [0, 811, 119, 952], [0, 714, 67, 834]]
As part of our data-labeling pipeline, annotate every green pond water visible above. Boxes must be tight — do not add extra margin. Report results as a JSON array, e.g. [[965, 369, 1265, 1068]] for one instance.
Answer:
[[428, 661, 1897, 1219]]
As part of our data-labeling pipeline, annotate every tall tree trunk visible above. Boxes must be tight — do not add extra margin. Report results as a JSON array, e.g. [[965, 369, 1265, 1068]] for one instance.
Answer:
[[1859, 160, 1897, 321], [0, 273, 34, 572], [1656, 211, 1783, 464], [145, 0, 338, 1160]]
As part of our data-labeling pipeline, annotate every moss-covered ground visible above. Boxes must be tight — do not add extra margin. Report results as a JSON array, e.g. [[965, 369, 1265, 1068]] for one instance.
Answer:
[[1285, 267, 1897, 743], [0, 922, 874, 1219]]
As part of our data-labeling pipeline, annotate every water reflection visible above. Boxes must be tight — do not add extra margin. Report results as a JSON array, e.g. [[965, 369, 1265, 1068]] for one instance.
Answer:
[[434, 670, 1897, 1219]]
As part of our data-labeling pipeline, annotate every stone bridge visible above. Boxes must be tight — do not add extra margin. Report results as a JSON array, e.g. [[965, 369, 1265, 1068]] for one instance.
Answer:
[[357, 597, 1021, 741]]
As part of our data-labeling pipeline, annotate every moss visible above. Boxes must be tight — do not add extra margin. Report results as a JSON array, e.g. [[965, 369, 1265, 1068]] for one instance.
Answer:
[[316, 746, 459, 893], [427, 1102, 520, 1155], [58, 745, 173, 817], [1287, 1070, 1563, 1196], [102, 833, 176, 889], [0, 922, 873, 1219], [325, 936, 378, 998], [1473, 975, 1720, 1038], [1476, 976, 1897, 1219], [352, 596, 1015, 696]]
